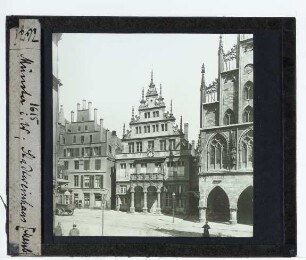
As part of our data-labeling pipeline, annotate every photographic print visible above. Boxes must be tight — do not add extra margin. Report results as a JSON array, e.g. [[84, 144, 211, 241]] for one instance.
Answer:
[[52, 33, 254, 237]]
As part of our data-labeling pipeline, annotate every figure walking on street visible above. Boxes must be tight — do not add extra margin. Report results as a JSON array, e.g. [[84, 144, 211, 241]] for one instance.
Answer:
[[202, 221, 211, 237], [69, 224, 80, 236]]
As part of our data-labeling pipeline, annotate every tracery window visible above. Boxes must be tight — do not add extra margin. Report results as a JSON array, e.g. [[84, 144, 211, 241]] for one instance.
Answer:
[[243, 106, 253, 123], [223, 109, 235, 125], [240, 130, 253, 169], [208, 134, 227, 170], [244, 81, 253, 100]]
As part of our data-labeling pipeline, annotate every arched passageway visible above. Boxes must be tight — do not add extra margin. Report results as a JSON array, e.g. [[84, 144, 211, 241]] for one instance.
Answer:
[[206, 186, 230, 222], [237, 186, 253, 225], [134, 186, 143, 212], [147, 186, 157, 213]]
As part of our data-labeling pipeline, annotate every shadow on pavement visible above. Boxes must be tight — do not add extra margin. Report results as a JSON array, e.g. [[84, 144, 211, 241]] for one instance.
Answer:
[[154, 228, 219, 237]]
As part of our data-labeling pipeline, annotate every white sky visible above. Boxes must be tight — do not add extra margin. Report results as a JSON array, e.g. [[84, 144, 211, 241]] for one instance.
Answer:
[[57, 33, 237, 143]]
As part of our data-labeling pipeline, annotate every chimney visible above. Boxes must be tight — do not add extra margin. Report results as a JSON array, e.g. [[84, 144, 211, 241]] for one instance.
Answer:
[[71, 110, 74, 122], [112, 130, 117, 136], [88, 102, 92, 120], [77, 103, 80, 110], [65, 122, 69, 132], [184, 123, 189, 140], [100, 118, 104, 142], [82, 99, 86, 110]]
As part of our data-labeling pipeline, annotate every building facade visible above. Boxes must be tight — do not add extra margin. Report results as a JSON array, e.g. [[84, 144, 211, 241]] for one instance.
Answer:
[[198, 34, 253, 225], [58, 101, 121, 209], [115, 73, 194, 214]]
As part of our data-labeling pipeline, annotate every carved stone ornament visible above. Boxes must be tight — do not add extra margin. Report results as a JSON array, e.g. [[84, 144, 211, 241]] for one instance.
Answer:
[[244, 64, 253, 74], [223, 73, 237, 84]]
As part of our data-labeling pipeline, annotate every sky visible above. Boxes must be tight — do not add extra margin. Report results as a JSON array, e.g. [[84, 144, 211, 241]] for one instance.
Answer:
[[56, 33, 237, 142]]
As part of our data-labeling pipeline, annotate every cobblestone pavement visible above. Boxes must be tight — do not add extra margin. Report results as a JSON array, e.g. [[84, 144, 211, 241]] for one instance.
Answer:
[[55, 209, 253, 237]]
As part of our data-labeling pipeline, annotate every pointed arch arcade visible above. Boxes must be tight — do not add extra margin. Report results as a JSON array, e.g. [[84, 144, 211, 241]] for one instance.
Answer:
[[237, 186, 253, 224]]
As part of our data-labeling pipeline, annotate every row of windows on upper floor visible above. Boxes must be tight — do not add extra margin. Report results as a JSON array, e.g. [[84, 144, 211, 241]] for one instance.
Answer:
[[62, 158, 102, 170], [144, 111, 160, 119], [73, 175, 103, 188], [223, 106, 253, 125], [205, 81, 253, 103], [62, 146, 112, 157], [118, 184, 186, 196], [127, 139, 176, 153], [135, 123, 168, 134], [119, 161, 185, 169], [62, 134, 95, 145], [207, 130, 253, 170]]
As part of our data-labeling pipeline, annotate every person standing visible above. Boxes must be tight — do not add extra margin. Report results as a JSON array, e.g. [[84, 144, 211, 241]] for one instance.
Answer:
[[202, 221, 211, 237], [69, 224, 80, 236], [53, 222, 63, 236]]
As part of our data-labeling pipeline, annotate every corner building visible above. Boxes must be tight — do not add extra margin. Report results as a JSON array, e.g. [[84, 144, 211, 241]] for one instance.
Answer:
[[198, 34, 253, 225], [116, 73, 194, 214], [58, 101, 121, 209]]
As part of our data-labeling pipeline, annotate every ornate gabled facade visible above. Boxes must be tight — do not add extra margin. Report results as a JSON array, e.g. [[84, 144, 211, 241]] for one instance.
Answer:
[[58, 101, 122, 210], [115, 72, 194, 214], [198, 34, 253, 225]]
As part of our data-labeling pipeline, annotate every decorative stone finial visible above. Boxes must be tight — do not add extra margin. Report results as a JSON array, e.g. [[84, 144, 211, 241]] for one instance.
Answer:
[[218, 34, 224, 54], [170, 100, 173, 115], [131, 106, 134, 120], [123, 123, 126, 136]]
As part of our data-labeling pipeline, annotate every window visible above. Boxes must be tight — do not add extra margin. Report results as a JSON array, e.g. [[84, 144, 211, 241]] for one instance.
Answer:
[[78, 126, 81, 131], [169, 139, 176, 150], [74, 175, 79, 187], [160, 140, 166, 151], [73, 136, 76, 143], [95, 159, 101, 170], [82, 116, 84, 122], [144, 126, 147, 133], [152, 125, 156, 132], [224, 109, 235, 125], [84, 160, 90, 170], [120, 163, 126, 169], [178, 198, 184, 208], [136, 127, 139, 134], [145, 113, 147, 118], [109, 145, 112, 154], [63, 149, 67, 157], [62, 137, 65, 144], [156, 124, 159, 132], [89, 135, 93, 143], [147, 112, 150, 118], [84, 176, 90, 188], [95, 176, 103, 188], [81, 148, 84, 156], [147, 126, 150, 133], [244, 81, 253, 100], [161, 124, 164, 131], [74, 160, 79, 169], [240, 130, 253, 169], [85, 125, 88, 131], [120, 185, 127, 194], [85, 147, 92, 156], [148, 141, 154, 149], [136, 142, 142, 152], [243, 106, 253, 123], [140, 163, 147, 173], [128, 142, 134, 153], [81, 136, 85, 143], [209, 134, 227, 170], [94, 146, 101, 155], [165, 193, 172, 207], [153, 111, 155, 117], [139, 127, 142, 134], [165, 123, 168, 131], [75, 148, 80, 157], [64, 161, 69, 170], [154, 163, 161, 173]]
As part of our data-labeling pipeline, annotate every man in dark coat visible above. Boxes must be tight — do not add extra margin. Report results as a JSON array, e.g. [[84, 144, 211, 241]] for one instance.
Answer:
[[69, 224, 80, 236], [202, 221, 211, 237]]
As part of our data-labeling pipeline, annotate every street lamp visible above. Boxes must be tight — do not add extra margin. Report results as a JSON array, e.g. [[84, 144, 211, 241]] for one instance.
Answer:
[[101, 189, 108, 236], [172, 192, 176, 223]]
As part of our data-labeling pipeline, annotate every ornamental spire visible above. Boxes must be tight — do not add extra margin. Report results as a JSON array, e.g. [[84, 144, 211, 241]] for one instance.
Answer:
[[160, 83, 162, 96], [123, 123, 126, 137], [180, 115, 183, 131], [131, 106, 134, 121], [170, 100, 173, 115], [151, 70, 154, 84], [218, 34, 224, 55], [201, 63, 206, 90]]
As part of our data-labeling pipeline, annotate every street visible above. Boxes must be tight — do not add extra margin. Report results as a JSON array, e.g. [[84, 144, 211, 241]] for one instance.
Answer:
[[55, 209, 253, 237]]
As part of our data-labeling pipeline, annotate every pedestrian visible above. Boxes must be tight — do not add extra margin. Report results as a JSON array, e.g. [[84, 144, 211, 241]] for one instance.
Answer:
[[53, 222, 63, 236], [202, 221, 211, 237], [69, 224, 80, 236]]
